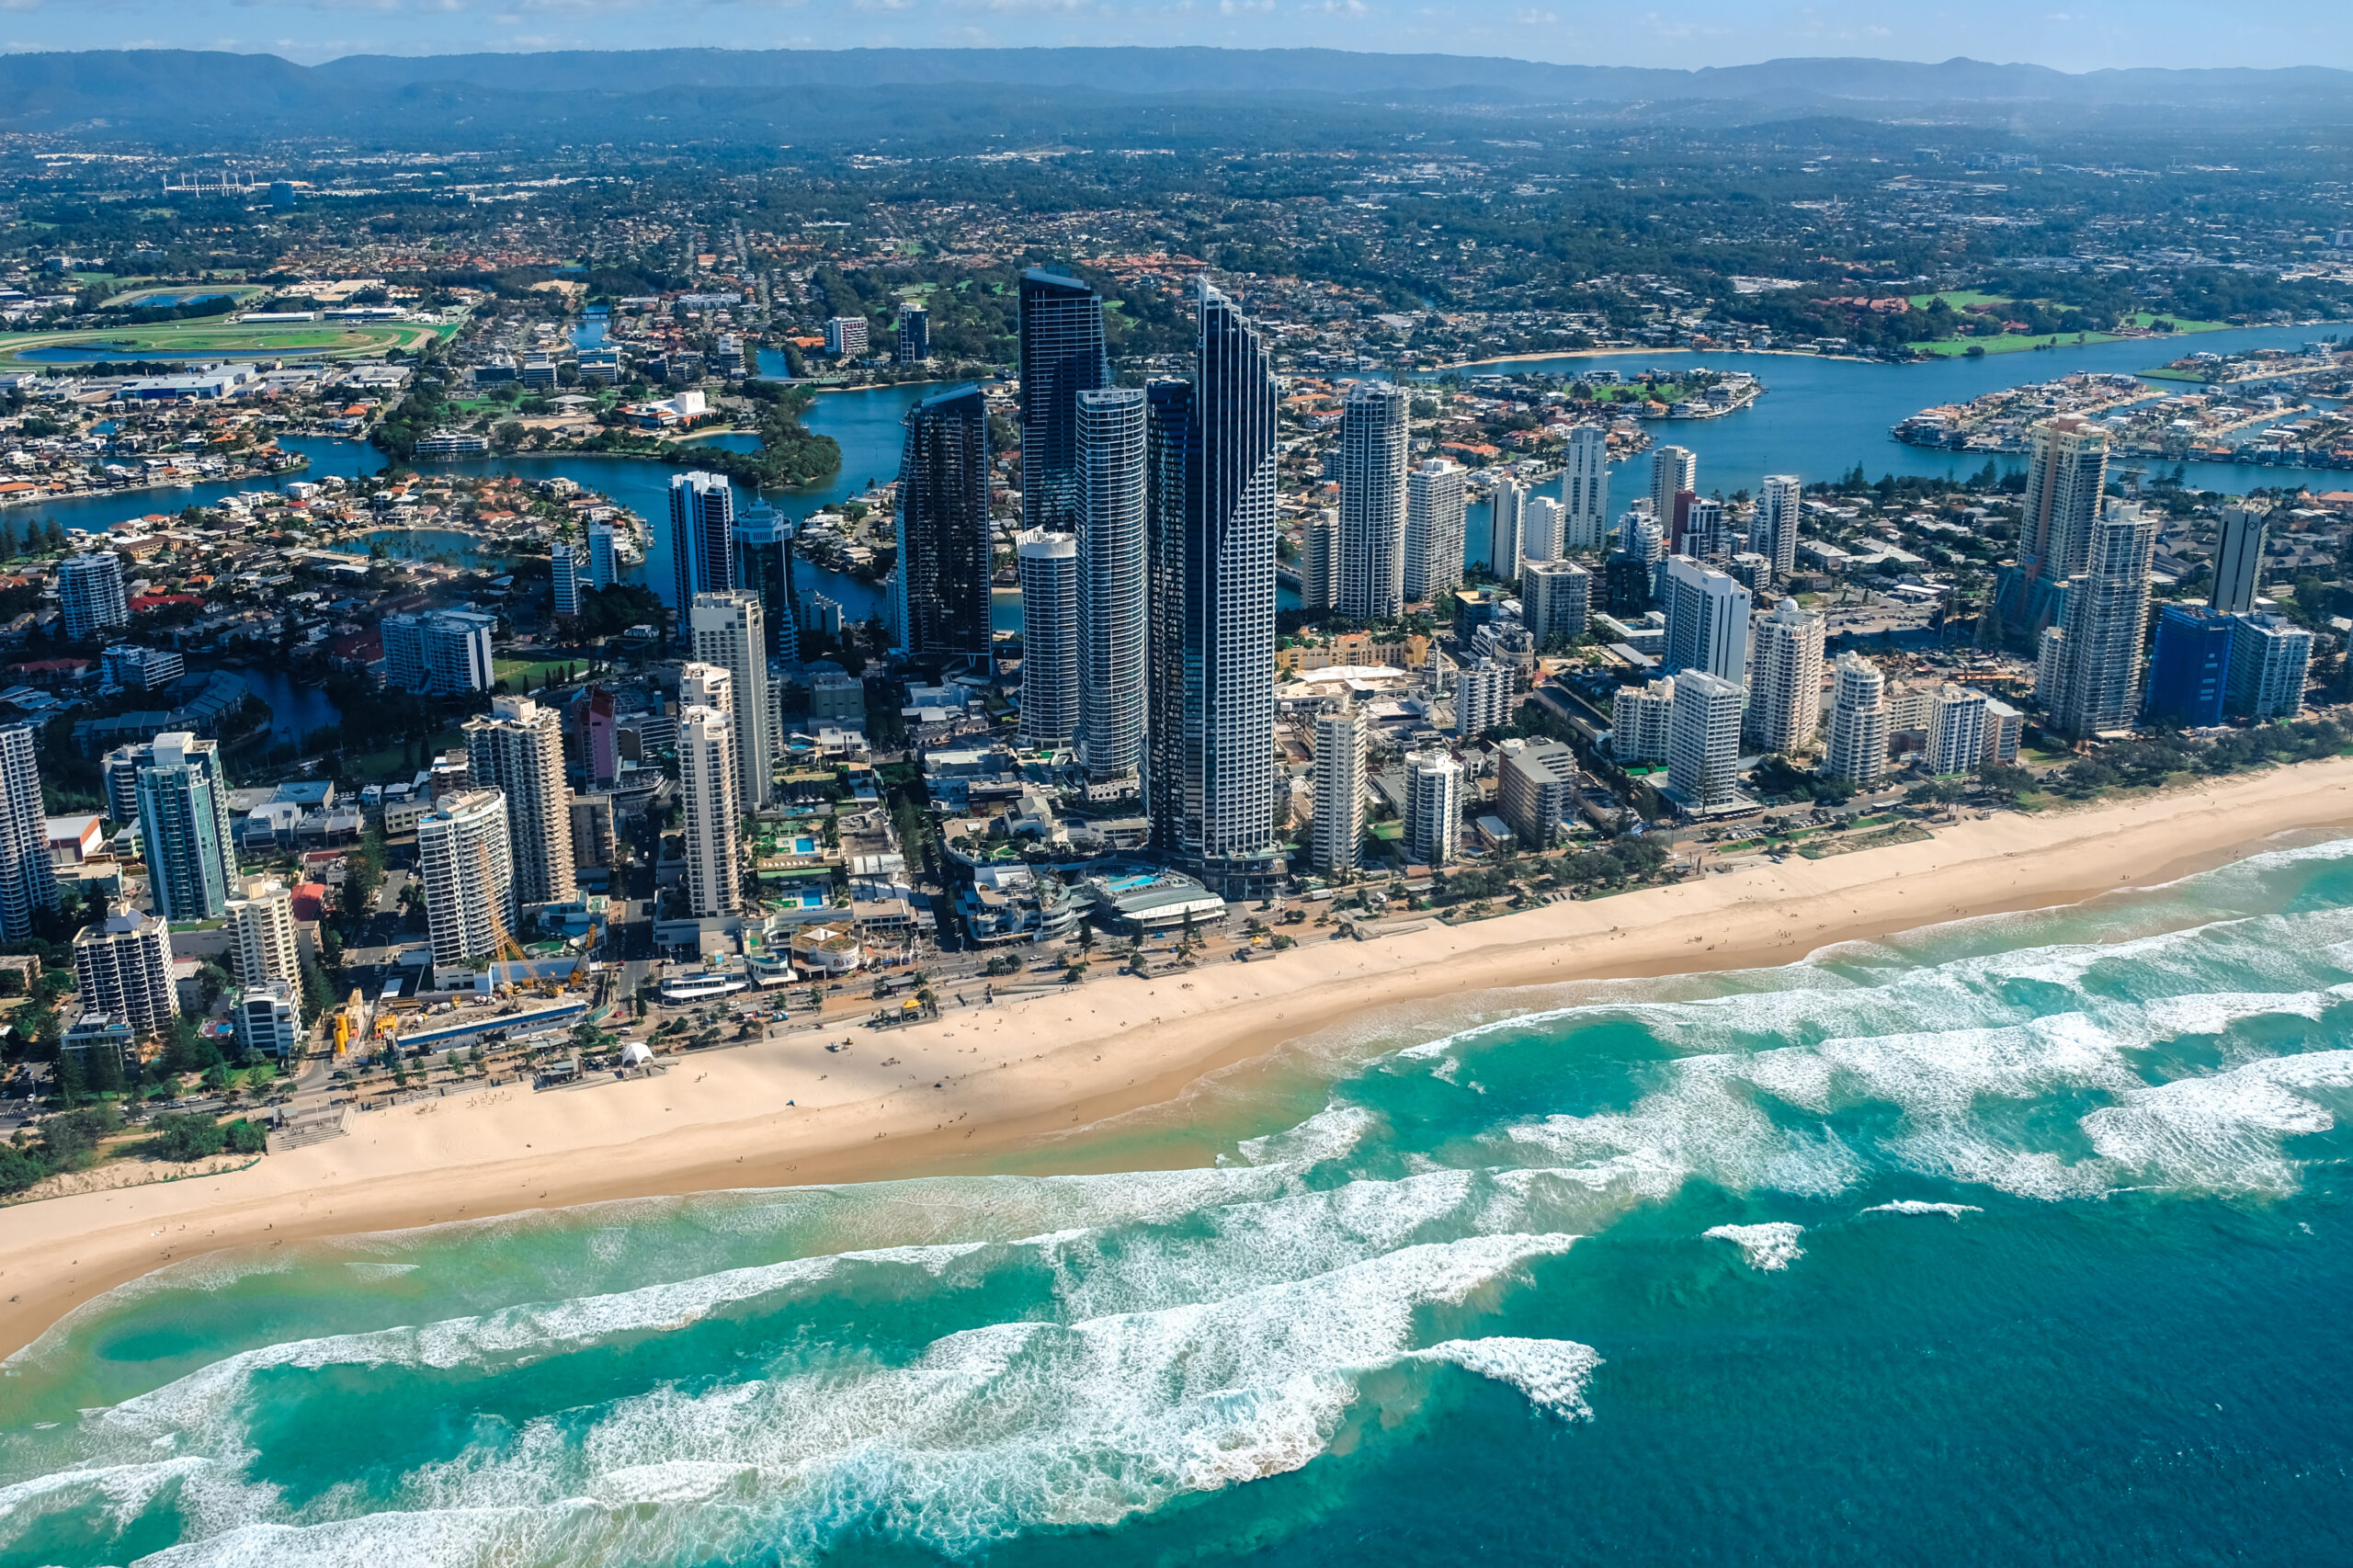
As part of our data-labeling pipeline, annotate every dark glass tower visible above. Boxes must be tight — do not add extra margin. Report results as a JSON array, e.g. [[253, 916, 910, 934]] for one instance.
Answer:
[[668, 472, 735, 638], [1143, 377, 1192, 860], [1018, 267, 1108, 537], [733, 503, 796, 657], [1149, 280, 1282, 900], [892, 385, 995, 676]]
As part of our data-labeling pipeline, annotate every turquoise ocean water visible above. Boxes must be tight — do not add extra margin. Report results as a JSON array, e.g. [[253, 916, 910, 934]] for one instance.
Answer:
[[7, 835, 2353, 1564]]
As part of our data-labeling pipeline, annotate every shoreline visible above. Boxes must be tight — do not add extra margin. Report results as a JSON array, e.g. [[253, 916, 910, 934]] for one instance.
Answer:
[[8, 759, 2353, 1357]]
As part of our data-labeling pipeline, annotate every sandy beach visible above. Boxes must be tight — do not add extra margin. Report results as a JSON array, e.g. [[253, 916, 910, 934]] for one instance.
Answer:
[[6, 758, 2353, 1357]]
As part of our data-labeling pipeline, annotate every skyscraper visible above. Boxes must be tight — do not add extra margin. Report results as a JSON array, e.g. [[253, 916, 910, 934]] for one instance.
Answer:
[[1649, 446, 1697, 530], [676, 665, 741, 920], [1338, 381, 1410, 619], [1612, 678, 1676, 766], [1016, 530, 1080, 749], [733, 503, 796, 655], [2146, 603, 2235, 727], [1311, 707, 1365, 877], [1075, 388, 1148, 783], [1521, 560, 1591, 650], [2227, 613, 2312, 720], [893, 384, 994, 676], [463, 695, 576, 906], [0, 722, 56, 940], [1927, 685, 1989, 776], [73, 907, 176, 1034], [1662, 556, 1753, 687], [1562, 424, 1609, 552], [1143, 377, 1193, 859], [57, 551, 129, 642], [382, 609, 497, 697], [1497, 739, 1580, 849], [1825, 652, 1890, 787], [1404, 749, 1463, 868], [1019, 267, 1108, 536], [2020, 415, 2110, 585], [1457, 658, 1512, 739], [1527, 496, 1566, 564], [2211, 499, 2271, 615], [668, 472, 736, 627], [1488, 477, 1527, 582], [135, 732, 237, 923], [895, 301, 929, 365], [551, 541, 582, 617], [690, 591, 775, 811], [1300, 508, 1339, 613], [2040, 501, 2155, 740], [1754, 474, 1802, 582], [1161, 279, 1283, 898], [1745, 597, 1824, 754], [416, 790, 516, 972], [588, 518, 619, 590], [1404, 458, 1466, 604], [1667, 670, 1745, 810], [226, 878, 301, 989]]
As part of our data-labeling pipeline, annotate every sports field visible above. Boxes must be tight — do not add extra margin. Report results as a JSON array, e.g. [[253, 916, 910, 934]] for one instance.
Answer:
[[0, 316, 453, 367]]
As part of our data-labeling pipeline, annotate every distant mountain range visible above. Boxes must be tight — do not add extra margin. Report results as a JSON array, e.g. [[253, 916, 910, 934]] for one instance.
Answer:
[[5, 49, 2348, 146]]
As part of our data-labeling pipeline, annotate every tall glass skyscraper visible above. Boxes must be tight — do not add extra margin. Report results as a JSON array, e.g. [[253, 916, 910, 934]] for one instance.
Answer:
[[668, 472, 735, 635], [1144, 377, 1193, 860], [1159, 279, 1283, 899], [132, 733, 237, 924], [733, 502, 796, 656], [1075, 386, 1149, 785], [892, 385, 995, 676], [1018, 267, 1109, 537]]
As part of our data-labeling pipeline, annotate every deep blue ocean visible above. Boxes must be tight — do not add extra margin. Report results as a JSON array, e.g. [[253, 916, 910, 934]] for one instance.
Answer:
[[5, 835, 2353, 1564]]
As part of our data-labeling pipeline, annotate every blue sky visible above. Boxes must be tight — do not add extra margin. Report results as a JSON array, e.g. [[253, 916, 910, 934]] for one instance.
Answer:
[[0, 0, 2340, 71]]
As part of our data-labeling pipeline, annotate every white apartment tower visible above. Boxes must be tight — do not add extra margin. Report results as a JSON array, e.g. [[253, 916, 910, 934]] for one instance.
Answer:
[[0, 722, 56, 940], [1662, 555, 1753, 687], [1016, 529, 1081, 749], [416, 790, 516, 973], [1457, 658, 1513, 740], [551, 541, 582, 617], [1075, 386, 1150, 782], [1300, 508, 1340, 613], [588, 518, 619, 589], [57, 551, 129, 642], [1612, 678, 1676, 766], [2041, 501, 2156, 740], [1311, 707, 1366, 876], [1562, 424, 1609, 552], [1338, 381, 1411, 619], [1745, 597, 1824, 754], [1404, 458, 1467, 604], [2021, 415, 2111, 585], [463, 695, 576, 906], [1404, 750, 1463, 868], [1755, 474, 1802, 582], [689, 590, 775, 810], [1927, 685, 1988, 776], [1825, 653, 1890, 787], [226, 878, 301, 988], [676, 667, 742, 920], [1649, 445, 1697, 528], [1667, 671, 1745, 810], [73, 907, 176, 1034], [1527, 496, 1566, 564], [1522, 560, 1591, 650]]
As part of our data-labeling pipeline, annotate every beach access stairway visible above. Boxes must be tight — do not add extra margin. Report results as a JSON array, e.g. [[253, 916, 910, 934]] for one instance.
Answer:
[[267, 1100, 355, 1153]]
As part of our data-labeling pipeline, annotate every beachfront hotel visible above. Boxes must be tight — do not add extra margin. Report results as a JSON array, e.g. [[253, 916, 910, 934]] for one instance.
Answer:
[[416, 790, 517, 973], [462, 696, 577, 907], [1074, 385, 1150, 788], [689, 591, 776, 812], [676, 663, 743, 921]]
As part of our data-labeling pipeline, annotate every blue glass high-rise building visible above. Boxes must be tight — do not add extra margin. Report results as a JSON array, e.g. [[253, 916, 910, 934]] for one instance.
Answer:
[[1017, 267, 1108, 537], [1146, 279, 1282, 899], [668, 472, 735, 637], [892, 385, 995, 676], [2145, 602, 2234, 728]]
